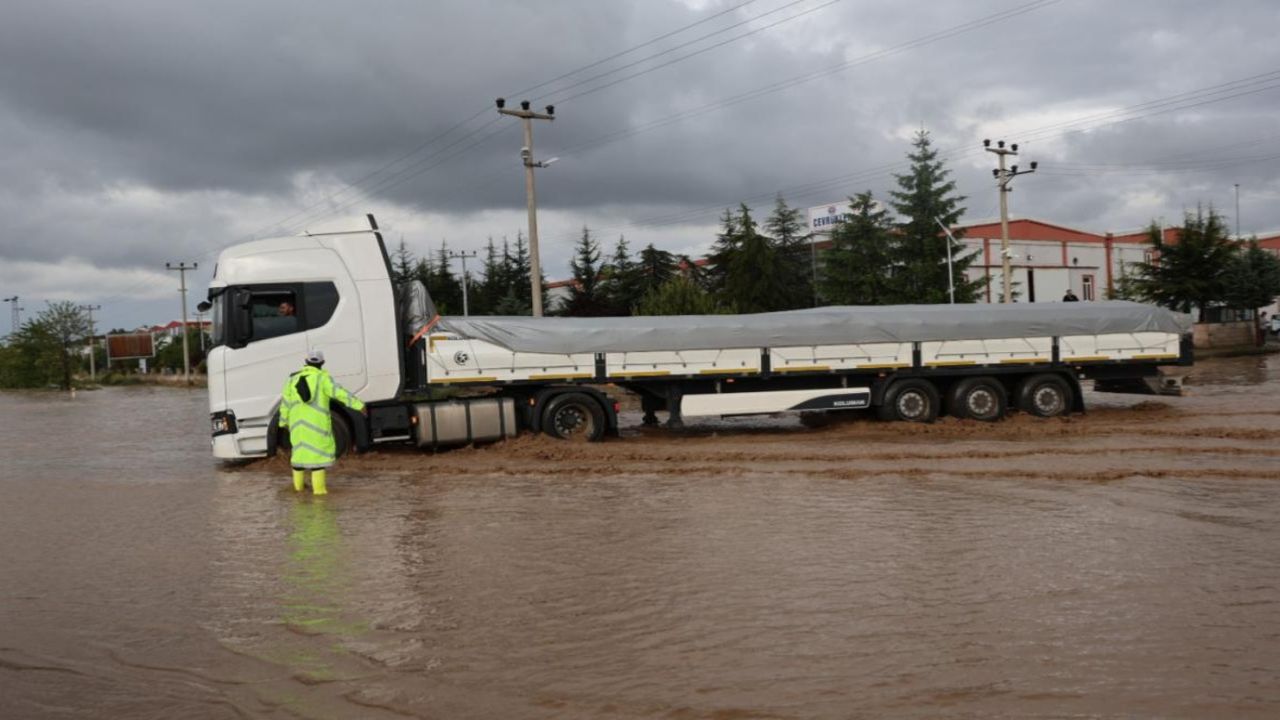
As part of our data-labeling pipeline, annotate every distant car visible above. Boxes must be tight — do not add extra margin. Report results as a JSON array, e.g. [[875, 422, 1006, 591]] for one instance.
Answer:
[[1270, 315, 1280, 334]]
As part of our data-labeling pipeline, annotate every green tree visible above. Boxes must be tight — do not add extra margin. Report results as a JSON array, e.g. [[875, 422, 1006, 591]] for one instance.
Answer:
[[155, 328, 207, 374], [563, 226, 609, 316], [0, 302, 91, 389], [703, 208, 740, 294], [474, 237, 504, 315], [722, 204, 785, 313], [636, 243, 678, 298], [430, 242, 464, 314], [599, 235, 641, 315], [889, 130, 983, 303], [391, 238, 416, 286], [819, 192, 898, 305], [636, 276, 724, 315], [764, 195, 815, 308], [1222, 239, 1280, 311], [1124, 208, 1237, 317]]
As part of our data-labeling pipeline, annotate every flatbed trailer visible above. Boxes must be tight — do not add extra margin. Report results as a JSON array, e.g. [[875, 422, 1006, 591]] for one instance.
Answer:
[[203, 216, 1192, 460]]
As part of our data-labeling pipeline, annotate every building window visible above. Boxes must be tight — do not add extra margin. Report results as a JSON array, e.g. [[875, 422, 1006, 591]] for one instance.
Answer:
[[1082, 275, 1095, 301]]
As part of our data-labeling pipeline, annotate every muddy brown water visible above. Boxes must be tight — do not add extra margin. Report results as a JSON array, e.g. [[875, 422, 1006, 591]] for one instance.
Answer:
[[2, 356, 1279, 719]]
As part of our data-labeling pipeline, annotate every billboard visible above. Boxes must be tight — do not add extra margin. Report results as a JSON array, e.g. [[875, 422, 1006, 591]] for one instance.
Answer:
[[106, 333, 155, 360], [806, 203, 853, 233]]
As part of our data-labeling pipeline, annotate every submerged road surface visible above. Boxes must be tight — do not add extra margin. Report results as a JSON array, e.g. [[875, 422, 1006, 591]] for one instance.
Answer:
[[2, 356, 1279, 718]]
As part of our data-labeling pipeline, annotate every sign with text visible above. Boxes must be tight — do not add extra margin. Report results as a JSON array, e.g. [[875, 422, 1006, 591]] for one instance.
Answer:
[[806, 203, 853, 233], [106, 333, 155, 360]]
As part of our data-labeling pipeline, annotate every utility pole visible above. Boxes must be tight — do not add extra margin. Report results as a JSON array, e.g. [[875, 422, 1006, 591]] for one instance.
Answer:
[[984, 139, 1037, 303], [166, 262, 197, 385], [447, 249, 479, 316], [935, 218, 958, 304], [497, 97, 557, 317], [3, 295, 21, 336], [1234, 183, 1241, 239], [80, 304, 102, 382], [196, 308, 207, 353]]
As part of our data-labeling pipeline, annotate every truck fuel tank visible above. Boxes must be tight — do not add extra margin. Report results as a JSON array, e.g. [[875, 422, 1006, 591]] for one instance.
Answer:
[[414, 397, 519, 448]]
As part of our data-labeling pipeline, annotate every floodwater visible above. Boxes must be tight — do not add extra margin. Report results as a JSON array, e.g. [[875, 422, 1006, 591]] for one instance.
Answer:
[[2, 357, 1279, 719]]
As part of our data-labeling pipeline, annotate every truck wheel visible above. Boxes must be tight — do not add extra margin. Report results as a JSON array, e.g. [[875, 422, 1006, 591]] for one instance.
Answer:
[[331, 410, 352, 457], [1016, 373, 1073, 417], [877, 379, 940, 423], [948, 377, 1007, 422], [541, 392, 606, 442]]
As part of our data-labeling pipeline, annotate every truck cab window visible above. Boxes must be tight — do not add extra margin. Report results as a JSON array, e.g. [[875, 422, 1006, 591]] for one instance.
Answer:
[[249, 291, 301, 341], [303, 282, 340, 330]]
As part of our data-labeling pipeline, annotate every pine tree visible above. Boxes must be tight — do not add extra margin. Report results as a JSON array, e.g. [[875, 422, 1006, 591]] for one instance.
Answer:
[[430, 242, 464, 315], [819, 192, 897, 305], [889, 130, 983, 303], [599, 235, 641, 315], [764, 195, 815, 309], [1223, 239, 1280, 312], [721, 204, 786, 313], [563, 226, 608, 316], [636, 243, 678, 298], [472, 237, 502, 315], [703, 208, 739, 294], [391, 238, 416, 286], [1126, 208, 1240, 317]]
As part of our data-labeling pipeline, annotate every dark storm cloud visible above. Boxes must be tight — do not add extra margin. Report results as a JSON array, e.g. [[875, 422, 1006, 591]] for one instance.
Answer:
[[2, 0, 1280, 327]]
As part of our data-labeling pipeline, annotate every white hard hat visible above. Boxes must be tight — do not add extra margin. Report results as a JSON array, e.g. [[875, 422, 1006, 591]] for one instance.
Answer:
[[305, 349, 325, 365]]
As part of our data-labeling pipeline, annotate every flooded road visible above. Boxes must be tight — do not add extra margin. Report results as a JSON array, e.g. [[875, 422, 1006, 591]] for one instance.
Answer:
[[2, 356, 1279, 718]]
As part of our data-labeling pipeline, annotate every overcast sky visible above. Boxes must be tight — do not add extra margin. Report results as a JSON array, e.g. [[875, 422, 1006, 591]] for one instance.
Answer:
[[2, 0, 1278, 330]]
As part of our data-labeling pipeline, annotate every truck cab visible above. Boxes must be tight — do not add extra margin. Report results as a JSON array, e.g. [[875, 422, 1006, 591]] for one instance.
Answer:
[[204, 216, 400, 459]]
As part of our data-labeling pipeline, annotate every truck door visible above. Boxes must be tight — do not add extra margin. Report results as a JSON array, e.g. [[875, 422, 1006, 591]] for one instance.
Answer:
[[221, 284, 309, 450]]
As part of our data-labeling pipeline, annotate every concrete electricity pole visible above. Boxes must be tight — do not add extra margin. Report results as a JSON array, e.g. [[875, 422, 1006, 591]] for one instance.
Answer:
[[447, 249, 479, 316], [497, 97, 556, 317], [984, 139, 1037, 303], [166, 262, 198, 385], [3, 295, 21, 336], [1234, 183, 1241, 239], [80, 304, 102, 382]]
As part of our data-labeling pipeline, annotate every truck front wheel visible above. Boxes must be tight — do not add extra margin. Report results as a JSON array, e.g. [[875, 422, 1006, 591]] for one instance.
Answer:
[[330, 410, 352, 457], [541, 392, 606, 442], [877, 379, 940, 423]]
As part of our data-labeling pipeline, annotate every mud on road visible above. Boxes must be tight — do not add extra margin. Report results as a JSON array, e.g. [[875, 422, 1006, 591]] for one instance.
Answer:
[[240, 356, 1280, 485]]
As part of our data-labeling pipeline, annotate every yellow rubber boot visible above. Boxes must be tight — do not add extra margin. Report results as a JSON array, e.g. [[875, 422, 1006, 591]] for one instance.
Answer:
[[292, 469, 305, 492], [311, 470, 327, 496]]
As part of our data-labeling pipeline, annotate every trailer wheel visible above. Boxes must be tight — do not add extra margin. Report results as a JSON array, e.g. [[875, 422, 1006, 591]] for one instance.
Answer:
[[877, 379, 940, 423], [948, 377, 1007, 422], [541, 392, 606, 442], [1016, 373, 1073, 417]]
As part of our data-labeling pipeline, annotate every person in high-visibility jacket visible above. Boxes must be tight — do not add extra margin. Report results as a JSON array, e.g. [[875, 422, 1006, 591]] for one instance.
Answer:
[[278, 350, 365, 495]]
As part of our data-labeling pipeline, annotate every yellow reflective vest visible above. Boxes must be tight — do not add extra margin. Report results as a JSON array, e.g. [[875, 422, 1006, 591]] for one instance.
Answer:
[[278, 365, 365, 469]]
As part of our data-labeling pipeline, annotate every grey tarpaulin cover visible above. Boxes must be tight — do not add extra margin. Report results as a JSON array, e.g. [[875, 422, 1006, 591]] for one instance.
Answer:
[[436, 301, 1192, 355]]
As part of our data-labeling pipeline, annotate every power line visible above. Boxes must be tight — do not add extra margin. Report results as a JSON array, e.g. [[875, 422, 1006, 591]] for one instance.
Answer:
[[545, 0, 840, 105], [554, 0, 1062, 156], [507, 0, 760, 99], [243, 1, 777, 243]]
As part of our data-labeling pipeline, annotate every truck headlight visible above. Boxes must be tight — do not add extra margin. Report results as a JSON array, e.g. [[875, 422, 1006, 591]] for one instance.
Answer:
[[211, 411, 237, 436]]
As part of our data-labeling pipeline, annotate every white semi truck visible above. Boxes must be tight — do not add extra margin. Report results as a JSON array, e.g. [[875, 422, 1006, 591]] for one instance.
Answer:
[[202, 215, 1192, 460]]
